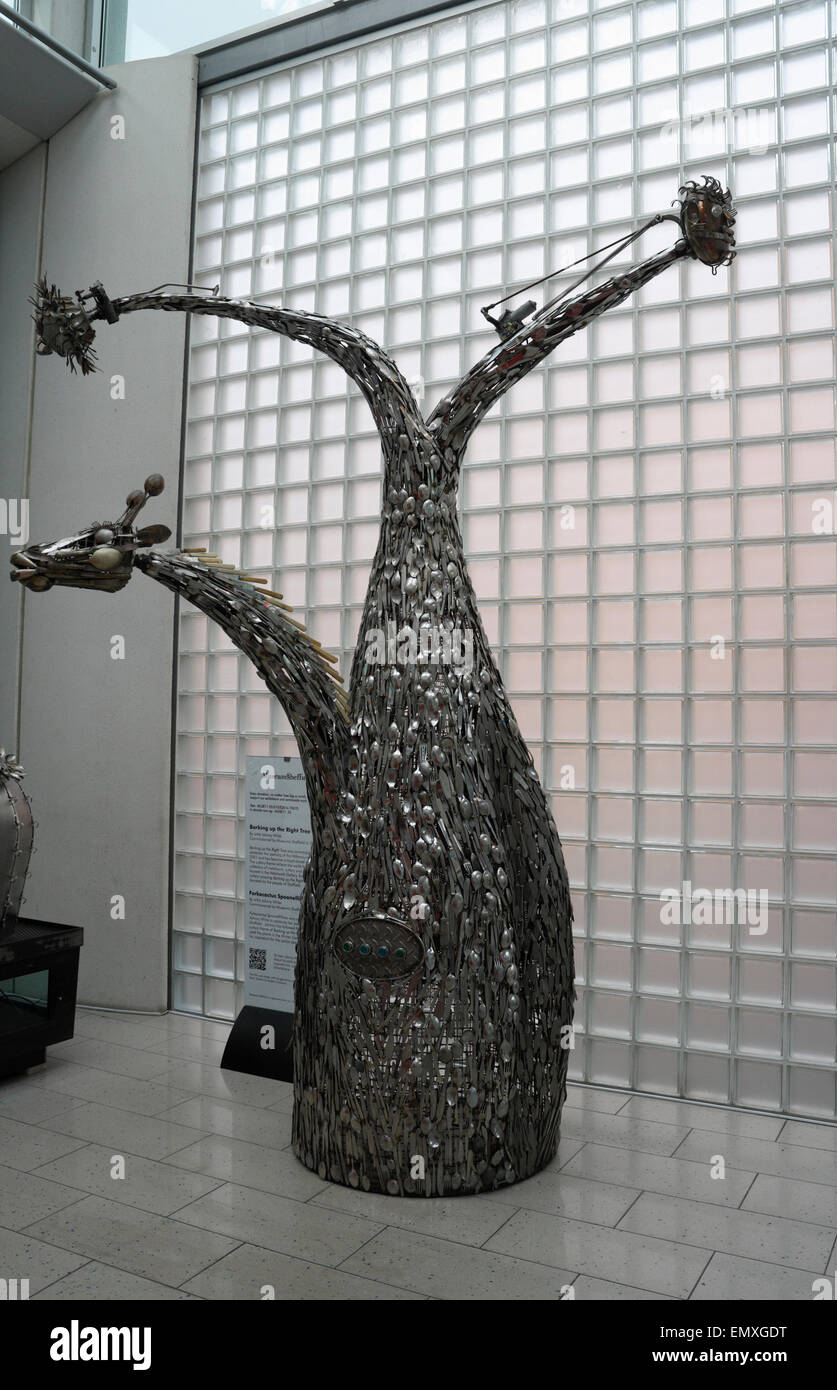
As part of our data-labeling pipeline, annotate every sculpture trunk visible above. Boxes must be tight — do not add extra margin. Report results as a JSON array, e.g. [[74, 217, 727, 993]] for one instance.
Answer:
[[322, 475, 574, 1192], [22, 177, 736, 1193], [134, 519, 574, 1193]]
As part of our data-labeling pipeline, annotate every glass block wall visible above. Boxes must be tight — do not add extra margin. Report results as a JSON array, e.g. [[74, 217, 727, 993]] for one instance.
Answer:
[[175, 0, 837, 1118]]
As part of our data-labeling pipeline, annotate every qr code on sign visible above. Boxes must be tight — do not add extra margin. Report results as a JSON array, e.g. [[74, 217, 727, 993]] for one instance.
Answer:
[[249, 948, 267, 972]]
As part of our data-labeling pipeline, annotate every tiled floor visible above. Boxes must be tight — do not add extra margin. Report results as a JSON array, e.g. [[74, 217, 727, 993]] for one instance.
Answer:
[[1, 1007, 835, 1300]]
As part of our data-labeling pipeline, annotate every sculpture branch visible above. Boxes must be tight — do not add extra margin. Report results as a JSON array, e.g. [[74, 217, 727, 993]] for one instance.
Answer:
[[427, 241, 687, 455], [426, 175, 736, 458], [9, 476, 352, 858], [34, 284, 437, 467], [135, 550, 352, 844]]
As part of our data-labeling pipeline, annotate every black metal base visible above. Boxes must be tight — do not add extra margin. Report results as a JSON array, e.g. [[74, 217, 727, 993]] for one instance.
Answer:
[[0, 916, 83, 1080], [220, 1004, 294, 1082]]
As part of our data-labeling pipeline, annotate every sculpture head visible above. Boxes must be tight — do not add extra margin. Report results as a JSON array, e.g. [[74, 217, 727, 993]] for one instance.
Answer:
[[30, 280, 121, 375], [677, 176, 736, 269], [9, 474, 170, 594]]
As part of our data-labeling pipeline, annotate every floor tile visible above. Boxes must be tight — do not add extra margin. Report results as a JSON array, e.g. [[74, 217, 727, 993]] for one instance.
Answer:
[[150, 1062, 286, 1109], [159, 1096, 293, 1149], [559, 1110, 692, 1156], [77, 1007, 168, 1026], [691, 1251, 826, 1301], [676, 1129, 837, 1188], [30, 1062, 194, 1116], [48, 1037, 175, 1080], [31, 1262, 200, 1300], [72, 1011, 172, 1050], [778, 1119, 837, 1153], [24, 1195, 240, 1284], [32, 1143, 224, 1216], [543, 1135, 586, 1168], [81, 1009, 225, 1039], [164, 1135, 328, 1201], [182, 1242, 428, 1300], [340, 1225, 578, 1299], [564, 1085, 632, 1115], [78, 1009, 190, 1036], [618, 1191, 835, 1273], [618, 1095, 785, 1140], [0, 1080, 82, 1126], [481, 1168, 639, 1224], [743, 1173, 837, 1228], [484, 1209, 711, 1298], [0, 1225, 88, 1294], [39, 1101, 209, 1161], [266, 1082, 295, 1116], [165, 1014, 233, 1042], [562, 1143, 755, 1208], [144, 1033, 228, 1065], [0, 1115, 88, 1172], [173, 1182, 383, 1266], [571, 1275, 675, 1300], [310, 1185, 514, 1246], [0, 1164, 85, 1230]]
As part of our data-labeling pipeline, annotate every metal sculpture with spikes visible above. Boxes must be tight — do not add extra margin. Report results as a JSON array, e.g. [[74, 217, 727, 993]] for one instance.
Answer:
[[13, 177, 735, 1195], [0, 749, 34, 934]]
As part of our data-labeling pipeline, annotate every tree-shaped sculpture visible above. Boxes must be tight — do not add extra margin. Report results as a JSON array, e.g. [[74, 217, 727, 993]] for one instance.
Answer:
[[13, 177, 735, 1195]]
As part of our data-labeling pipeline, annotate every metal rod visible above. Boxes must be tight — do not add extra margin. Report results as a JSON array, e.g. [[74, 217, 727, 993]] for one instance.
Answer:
[[0, 0, 117, 88]]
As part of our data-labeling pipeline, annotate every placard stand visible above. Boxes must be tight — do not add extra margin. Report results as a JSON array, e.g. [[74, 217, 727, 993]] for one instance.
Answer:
[[220, 756, 310, 1082], [220, 1003, 293, 1081]]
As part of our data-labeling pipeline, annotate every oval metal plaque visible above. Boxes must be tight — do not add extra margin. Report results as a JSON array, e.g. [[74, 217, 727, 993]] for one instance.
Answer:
[[332, 914, 425, 981]]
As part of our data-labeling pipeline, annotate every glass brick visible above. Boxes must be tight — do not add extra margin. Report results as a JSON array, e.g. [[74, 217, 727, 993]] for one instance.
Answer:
[[175, 5, 837, 1119]]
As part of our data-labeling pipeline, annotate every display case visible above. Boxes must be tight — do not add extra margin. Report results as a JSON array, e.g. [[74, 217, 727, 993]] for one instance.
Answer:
[[0, 917, 84, 1079]]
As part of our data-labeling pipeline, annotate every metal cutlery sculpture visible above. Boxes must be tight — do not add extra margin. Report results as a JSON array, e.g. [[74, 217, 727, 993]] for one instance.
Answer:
[[0, 750, 34, 935], [13, 177, 735, 1194]]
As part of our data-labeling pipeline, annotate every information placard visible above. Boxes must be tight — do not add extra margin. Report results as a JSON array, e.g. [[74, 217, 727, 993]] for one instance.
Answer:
[[244, 755, 311, 1011]]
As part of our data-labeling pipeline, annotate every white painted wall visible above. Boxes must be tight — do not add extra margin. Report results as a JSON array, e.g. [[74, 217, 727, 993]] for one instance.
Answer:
[[1, 53, 197, 1009]]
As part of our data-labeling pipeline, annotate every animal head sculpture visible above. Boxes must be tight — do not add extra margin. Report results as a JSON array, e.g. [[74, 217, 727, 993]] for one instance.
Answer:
[[17, 177, 735, 1195], [10, 475, 170, 593]]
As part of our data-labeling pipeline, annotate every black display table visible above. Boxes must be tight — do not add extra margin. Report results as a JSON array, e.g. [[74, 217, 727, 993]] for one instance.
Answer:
[[0, 916, 84, 1079]]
